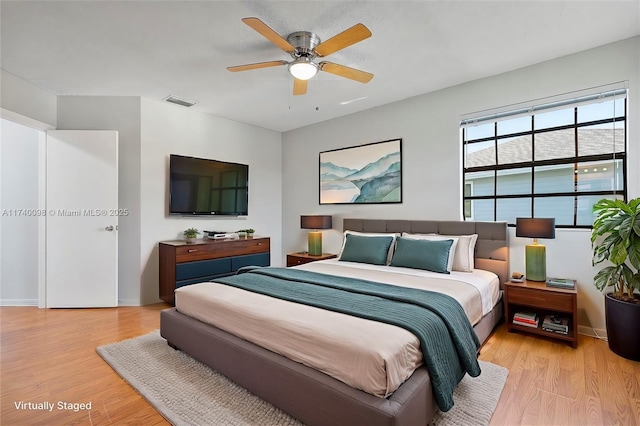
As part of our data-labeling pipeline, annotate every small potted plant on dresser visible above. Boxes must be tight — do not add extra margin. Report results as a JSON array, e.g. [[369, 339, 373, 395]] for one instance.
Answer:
[[237, 228, 255, 238], [183, 228, 200, 244], [591, 198, 640, 361]]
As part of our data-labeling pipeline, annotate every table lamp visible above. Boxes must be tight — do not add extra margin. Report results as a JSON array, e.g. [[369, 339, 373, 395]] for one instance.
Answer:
[[516, 218, 555, 281], [300, 215, 332, 256]]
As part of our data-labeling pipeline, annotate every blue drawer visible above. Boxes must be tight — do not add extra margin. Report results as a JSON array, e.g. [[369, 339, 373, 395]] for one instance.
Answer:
[[231, 252, 270, 270], [175, 273, 234, 288], [176, 258, 232, 281]]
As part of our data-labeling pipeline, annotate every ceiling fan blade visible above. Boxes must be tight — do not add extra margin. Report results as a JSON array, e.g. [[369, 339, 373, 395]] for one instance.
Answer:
[[242, 17, 296, 53], [314, 23, 371, 57], [319, 62, 373, 83], [227, 60, 288, 72], [293, 78, 308, 96]]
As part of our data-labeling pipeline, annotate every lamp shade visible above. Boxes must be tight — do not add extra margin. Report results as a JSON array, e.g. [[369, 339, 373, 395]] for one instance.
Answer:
[[515, 218, 555, 239], [300, 215, 332, 230]]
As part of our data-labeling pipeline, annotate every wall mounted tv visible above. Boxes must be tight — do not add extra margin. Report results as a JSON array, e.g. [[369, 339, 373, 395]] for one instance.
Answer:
[[169, 154, 249, 216]]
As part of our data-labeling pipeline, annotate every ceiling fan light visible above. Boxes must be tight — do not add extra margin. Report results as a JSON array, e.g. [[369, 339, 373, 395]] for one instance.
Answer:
[[289, 59, 318, 80]]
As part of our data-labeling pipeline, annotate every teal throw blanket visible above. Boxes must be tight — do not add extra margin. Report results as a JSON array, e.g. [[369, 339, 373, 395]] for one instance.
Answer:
[[215, 267, 481, 411]]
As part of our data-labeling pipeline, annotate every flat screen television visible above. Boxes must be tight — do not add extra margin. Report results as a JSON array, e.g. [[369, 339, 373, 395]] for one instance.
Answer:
[[169, 154, 249, 216]]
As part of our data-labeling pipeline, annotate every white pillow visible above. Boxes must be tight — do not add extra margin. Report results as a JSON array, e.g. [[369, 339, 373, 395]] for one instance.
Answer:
[[430, 233, 478, 272], [402, 233, 478, 272], [400, 233, 458, 273], [339, 230, 400, 265]]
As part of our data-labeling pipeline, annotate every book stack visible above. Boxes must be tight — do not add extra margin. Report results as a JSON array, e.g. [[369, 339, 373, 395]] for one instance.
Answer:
[[546, 277, 575, 289], [512, 311, 539, 328], [542, 315, 569, 334]]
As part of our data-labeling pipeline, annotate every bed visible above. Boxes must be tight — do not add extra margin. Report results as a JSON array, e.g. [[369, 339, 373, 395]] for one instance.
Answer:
[[160, 219, 508, 426]]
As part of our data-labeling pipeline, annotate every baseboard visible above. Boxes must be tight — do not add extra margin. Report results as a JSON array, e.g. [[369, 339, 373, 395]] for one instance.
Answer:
[[578, 325, 608, 340], [0, 299, 39, 306], [117, 299, 142, 306], [0, 298, 144, 307]]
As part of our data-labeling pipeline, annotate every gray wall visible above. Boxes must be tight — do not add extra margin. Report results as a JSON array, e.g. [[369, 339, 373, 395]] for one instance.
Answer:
[[281, 36, 640, 334], [138, 98, 282, 305]]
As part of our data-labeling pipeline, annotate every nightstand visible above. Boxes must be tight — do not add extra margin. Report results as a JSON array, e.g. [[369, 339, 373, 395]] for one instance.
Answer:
[[504, 280, 578, 348], [287, 252, 337, 267]]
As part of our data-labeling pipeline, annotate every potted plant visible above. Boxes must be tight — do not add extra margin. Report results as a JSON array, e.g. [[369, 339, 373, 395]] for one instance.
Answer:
[[591, 197, 640, 361], [237, 228, 255, 238], [184, 228, 200, 244]]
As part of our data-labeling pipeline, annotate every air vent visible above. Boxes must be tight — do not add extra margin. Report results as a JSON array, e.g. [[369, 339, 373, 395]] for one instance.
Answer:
[[163, 95, 196, 107]]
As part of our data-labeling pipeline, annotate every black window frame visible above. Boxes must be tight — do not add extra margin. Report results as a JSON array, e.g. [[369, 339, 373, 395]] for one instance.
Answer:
[[462, 89, 627, 228]]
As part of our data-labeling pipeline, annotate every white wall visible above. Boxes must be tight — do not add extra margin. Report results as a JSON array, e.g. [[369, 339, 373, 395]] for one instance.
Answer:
[[0, 119, 41, 305], [281, 36, 640, 334], [139, 98, 282, 305], [1, 70, 57, 127]]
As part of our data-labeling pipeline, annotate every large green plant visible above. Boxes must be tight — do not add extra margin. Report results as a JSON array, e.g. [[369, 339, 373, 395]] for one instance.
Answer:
[[591, 198, 640, 300]]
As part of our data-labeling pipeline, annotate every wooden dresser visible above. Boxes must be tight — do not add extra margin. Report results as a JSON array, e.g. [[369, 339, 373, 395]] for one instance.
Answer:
[[159, 236, 270, 305]]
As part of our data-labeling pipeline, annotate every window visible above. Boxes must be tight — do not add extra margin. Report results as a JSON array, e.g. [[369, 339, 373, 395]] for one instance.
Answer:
[[462, 88, 627, 227]]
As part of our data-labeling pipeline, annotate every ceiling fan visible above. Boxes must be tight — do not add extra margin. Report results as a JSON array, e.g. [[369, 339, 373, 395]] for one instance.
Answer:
[[227, 17, 373, 95]]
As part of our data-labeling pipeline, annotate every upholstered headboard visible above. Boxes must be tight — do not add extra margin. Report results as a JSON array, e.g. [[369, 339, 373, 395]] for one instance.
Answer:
[[342, 219, 509, 286]]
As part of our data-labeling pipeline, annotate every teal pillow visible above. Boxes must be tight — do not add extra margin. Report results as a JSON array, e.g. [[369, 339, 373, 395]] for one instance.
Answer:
[[339, 234, 394, 265], [390, 237, 454, 274]]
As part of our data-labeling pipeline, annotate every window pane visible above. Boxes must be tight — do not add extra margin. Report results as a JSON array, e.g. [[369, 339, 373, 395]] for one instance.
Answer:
[[465, 122, 494, 141], [534, 107, 574, 130], [468, 199, 495, 221], [461, 91, 626, 229], [465, 171, 494, 196], [534, 164, 574, 193], [534, 196, 574, 225], [465, 140, 495, 168], [497, 135, 531, 165], [576, 159, 624, 192], [577, 124, 625, 156], [577, 98, 625, 123], [496, 198, 531, 224], [497, 116, 531, 136], [534, 129, 574, 161], [497, 168, 531, 196], [576, 194, 624, 226]]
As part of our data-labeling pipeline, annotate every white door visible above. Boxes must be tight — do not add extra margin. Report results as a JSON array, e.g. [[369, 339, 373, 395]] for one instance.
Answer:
[[46, 130, 118, 307]]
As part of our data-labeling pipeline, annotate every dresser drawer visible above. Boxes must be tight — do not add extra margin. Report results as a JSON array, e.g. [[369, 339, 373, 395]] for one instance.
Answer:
[[176, 238, 270, 263], [508, 286, 574, 312], [231, 253, 270, 270], [176, 258, 232, 281]]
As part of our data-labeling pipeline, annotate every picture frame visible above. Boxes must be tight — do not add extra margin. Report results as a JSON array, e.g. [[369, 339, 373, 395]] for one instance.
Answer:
[[319, 138, 402, 205]]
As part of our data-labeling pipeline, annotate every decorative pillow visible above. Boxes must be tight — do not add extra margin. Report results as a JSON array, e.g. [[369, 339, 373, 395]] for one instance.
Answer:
[[390, 237, 454, 274], [402, 232, 478, 272], [338, 231, 399, 264], [400, 233, 458, 272], [339, 233, 395, 266], [431, 233, 478, 272]]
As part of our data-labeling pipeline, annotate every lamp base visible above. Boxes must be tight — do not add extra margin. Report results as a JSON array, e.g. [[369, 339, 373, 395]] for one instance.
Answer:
[[308, 231, 322, 256], [525, 243, 546, 281]]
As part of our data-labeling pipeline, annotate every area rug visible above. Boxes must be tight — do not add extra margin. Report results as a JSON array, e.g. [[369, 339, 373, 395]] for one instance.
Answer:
[[97, 331, 508, 426]]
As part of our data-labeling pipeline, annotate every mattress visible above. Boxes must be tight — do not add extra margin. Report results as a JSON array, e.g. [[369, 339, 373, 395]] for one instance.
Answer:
[[174, 260, 500, 398]]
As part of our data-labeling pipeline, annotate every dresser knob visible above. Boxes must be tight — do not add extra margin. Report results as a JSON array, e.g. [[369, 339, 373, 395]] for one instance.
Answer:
[[188, 249, 197, 253]]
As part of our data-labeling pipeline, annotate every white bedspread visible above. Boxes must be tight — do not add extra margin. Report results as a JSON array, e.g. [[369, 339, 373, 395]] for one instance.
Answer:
[[175, 260, 500, 398]]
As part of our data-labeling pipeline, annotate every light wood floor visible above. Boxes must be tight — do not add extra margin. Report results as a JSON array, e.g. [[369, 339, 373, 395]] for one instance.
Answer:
[[1, 305, 638, 425]]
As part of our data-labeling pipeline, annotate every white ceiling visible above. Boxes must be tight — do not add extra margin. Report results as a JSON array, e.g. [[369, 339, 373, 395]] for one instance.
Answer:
[[2, 1, 638, 132]]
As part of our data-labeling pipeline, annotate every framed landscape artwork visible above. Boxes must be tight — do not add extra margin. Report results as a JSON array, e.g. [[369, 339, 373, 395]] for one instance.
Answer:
[[319, 138, 402, 205]]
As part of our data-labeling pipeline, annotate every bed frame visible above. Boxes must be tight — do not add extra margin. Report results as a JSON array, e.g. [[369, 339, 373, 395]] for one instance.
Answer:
[[160, 219, 508, 426]]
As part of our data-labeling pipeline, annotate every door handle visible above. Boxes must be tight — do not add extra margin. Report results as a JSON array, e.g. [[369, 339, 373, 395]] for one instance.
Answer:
[[105, 225, 114, 231]]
